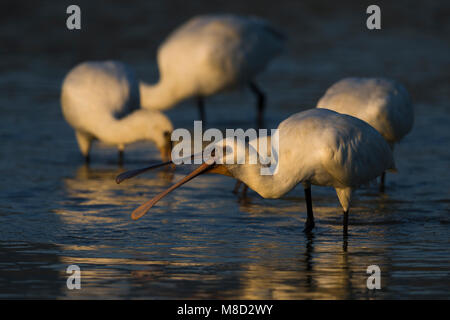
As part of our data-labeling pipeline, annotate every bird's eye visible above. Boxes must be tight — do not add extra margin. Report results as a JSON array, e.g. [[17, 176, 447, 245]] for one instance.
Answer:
[[163, 131, 171, 138]]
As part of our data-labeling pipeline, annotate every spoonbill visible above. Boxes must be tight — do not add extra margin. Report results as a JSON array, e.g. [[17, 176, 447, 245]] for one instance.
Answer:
[[139, 14, 286, 127], [317, 77, 413, 191], [117, 109, 395, 234], [61, 61, 174, 164]]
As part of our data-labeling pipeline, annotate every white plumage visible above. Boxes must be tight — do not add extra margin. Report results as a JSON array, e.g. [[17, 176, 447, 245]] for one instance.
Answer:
[[61, 61, 173, 163], [224, 109, 395, 204], [317, 77, 413, 146], [316, 77, 413, 190], [139, 14, 286, 126], [122, 109, 395, 233]]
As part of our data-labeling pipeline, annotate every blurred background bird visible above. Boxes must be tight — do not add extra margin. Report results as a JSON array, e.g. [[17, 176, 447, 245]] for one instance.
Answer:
[[61, 60, 173, 165], [316, 77, 413, 191], [139, 14, 286, 128]]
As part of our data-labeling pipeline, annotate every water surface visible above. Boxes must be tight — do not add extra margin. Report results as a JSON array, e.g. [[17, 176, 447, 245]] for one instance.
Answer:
[[0, 1, 449, 299]]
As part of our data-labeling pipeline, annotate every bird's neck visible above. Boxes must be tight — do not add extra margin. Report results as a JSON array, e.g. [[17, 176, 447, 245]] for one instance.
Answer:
[[139, 80, 182, 111], [97, 111, 150, 146], [232, 162, 297, 199]]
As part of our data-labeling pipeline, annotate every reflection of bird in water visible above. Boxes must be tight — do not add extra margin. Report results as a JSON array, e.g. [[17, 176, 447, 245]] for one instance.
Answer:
[[128, 227, 389, 299], [61, 61, 173, 165], [139, 14, 285, 128], [235, 232, 385, 299], [317, 77, 413, 191], [119, 109, 395, 235]]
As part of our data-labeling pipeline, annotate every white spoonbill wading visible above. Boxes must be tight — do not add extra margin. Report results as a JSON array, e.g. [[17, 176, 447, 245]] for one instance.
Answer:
[[117, 109, 395, 234], [317, 77, 413, 191], [139, 14, 286, 128], [61, 61, 174, 164]]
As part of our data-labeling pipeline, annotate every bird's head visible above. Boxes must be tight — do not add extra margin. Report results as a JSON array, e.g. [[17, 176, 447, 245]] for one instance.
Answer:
[[140, 110, 174, 162], [115, 137, 262, 220]]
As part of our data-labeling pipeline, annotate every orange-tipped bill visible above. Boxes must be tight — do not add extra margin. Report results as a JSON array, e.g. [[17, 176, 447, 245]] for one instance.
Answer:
[[131, 161, 215, 220]]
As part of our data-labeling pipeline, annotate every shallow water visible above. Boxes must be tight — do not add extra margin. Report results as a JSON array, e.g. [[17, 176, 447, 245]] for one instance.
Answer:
[[0, 1, 449, 299]]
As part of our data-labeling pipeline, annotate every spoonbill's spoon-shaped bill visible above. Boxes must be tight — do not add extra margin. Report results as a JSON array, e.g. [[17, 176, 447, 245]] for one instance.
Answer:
[[131, 162, 215, 220], [115, 161, 172, 184], [115, 151, 209, 184]]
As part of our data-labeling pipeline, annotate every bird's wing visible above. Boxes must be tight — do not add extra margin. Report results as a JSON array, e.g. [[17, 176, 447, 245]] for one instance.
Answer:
[[320, 115, 396, 188], [157, 15, 286, 89]]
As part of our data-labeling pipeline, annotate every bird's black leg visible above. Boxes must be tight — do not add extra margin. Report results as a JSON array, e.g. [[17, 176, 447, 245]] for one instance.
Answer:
[[379, 171, 386, 193], [303, 187, 315, 233], [118, 150, 124, 167], [233, 180, 249, 198], [342, 233, 348, 252], [197, 96, 206, 127], [233, 180, 248, 198], [249, 82, 266, 129], [343, 210, 349, 236], [233, 180, 242, 194], [84, 154, 90, 165], [241, 184, 249, 198]]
